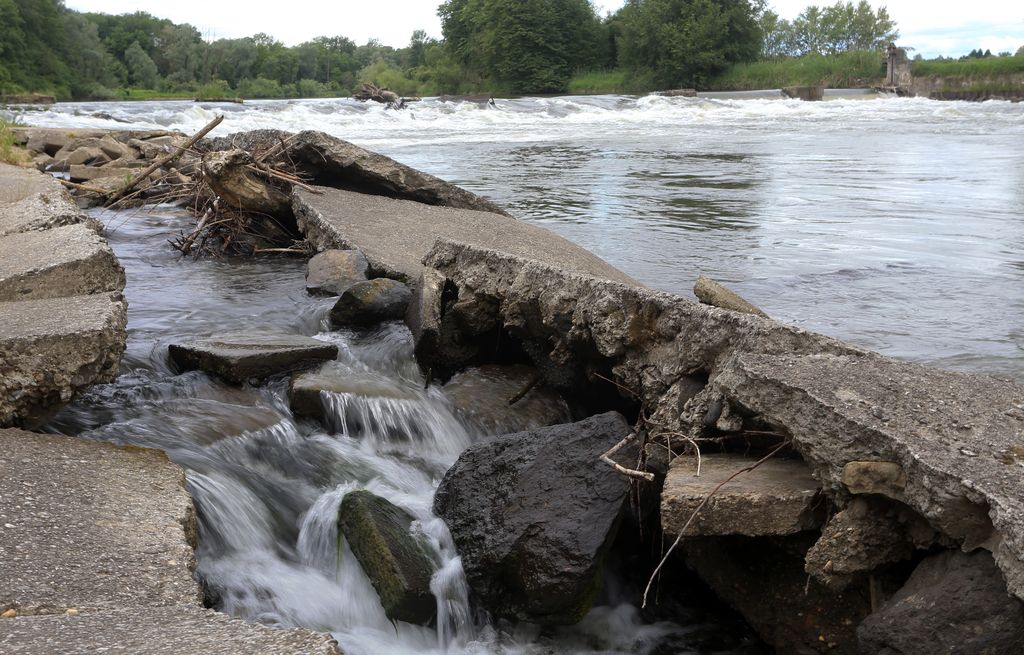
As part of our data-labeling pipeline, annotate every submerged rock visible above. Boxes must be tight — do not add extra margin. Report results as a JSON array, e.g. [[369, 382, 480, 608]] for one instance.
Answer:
[[288, 360, 420, 420], [441, 364, 570, 435], [305, 249, 368, 296], [330, 278, 412, 327], [433, 411, 631, 625], [168, 332, 338, 384], [857, 550, 1024, 655], [338, 490, 436, 625]]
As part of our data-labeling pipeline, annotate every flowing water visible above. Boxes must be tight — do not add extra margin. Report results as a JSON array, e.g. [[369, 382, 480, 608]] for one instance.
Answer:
[[24, 93, 1024, 652]]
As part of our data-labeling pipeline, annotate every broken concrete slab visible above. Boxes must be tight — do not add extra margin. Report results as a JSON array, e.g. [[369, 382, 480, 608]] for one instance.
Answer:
[[0, 429, 199, 614], [205, 129, 508, 216], [0, 428, 341, 654], [0, 173, 98, 237], [0, 294, 127, 428], [713, 351, 1024, 598], [0, 223, 124, 301], [0, 604, 342, 655], [661, 453, 822, 537], [289, 361, 420, 420], [168, 332, 338, 384], [294, 187, 642, 285], [67, 164, 139, 183]]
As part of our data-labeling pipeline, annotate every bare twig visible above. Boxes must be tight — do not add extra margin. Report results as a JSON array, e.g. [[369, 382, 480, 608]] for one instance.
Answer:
[[507, 373, 542, 406], [600, 433, 656, 482], [58, 179, 109, 194], [591, 371, 639, 399], [641, 440, 792, 608]]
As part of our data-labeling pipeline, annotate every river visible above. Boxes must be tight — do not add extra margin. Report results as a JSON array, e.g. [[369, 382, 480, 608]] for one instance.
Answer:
[[18, 93, 1024, 653]]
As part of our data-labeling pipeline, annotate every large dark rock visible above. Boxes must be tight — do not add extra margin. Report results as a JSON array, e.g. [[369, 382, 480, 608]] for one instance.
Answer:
[[441, 364, 570, 435], [330, 278, 412, 327], [168, 332, 338, 384], [338, 491, 436, 626], [857, 550, 1024, 655], [305, 249, 368, 296], [433, 411, 631, 625]]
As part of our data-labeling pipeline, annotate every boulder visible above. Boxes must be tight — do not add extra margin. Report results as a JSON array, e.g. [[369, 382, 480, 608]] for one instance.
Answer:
[[168, 333, 338, 384], [330, 278, 412, 327], [433, 411, 631, 625], [441, 364, 570, 435], [857, 550, 1024, 655], [305, 249, 369, 296], [338, 490, 436, 625], [661, 453, 822, 537]]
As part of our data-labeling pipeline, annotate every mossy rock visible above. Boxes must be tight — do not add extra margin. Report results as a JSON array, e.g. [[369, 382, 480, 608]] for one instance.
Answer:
[[329, 278, 412, 327], [338, 490, 436, 625]]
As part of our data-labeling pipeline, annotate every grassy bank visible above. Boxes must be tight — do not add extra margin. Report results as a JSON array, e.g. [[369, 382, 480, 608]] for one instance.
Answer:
[[708, 51, 886, 90], [0, 117, 30, 166], [913, 56, 1024, 78]]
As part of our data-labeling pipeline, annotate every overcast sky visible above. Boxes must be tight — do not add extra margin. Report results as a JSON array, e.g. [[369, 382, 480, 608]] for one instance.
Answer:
[[65, 0, 1024, 58]]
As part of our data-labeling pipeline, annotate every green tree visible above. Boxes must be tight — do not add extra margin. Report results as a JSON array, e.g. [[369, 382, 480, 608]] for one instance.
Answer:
[[788, 1, 897, 55], [616, 0, 762, 89], [440, 0, 604, 93], [124, 40, 159, 88]]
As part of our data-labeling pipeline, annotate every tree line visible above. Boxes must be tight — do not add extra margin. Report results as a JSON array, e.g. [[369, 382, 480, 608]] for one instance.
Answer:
[[1, 0, 907, 100]]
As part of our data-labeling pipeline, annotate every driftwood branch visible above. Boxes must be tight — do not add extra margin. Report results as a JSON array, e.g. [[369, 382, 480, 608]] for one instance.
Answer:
[[507, 373, 542, 406], [600, 432, 656, 482], [105, 114, 224, 207], [641, 439, 792, 608], [58, 179, 109, 195]]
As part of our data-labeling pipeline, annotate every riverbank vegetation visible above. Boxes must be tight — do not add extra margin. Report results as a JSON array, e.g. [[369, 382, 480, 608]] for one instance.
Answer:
[[0, 0, 1021, 100]]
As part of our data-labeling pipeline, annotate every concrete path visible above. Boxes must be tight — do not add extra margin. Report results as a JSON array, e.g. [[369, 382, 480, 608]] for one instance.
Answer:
[[0, 429, 341, 654], [294, 186, 640, 286]]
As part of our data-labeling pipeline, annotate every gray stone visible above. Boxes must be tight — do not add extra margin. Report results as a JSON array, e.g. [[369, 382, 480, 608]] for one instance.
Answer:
[[0, 605, 342, 655], [661, 453, 822, 537], [433, 412, 631, 625], [0, 294, 127, 428], [329, 278, 412, 327], [68, 164, 139, 183], [338, 491, 436, 625], [804, 496, 936, 589], [305, 248, 368, 296], [63, 146, 107, 166], [441, 364, 570, 435], [167, 332, 338, 384], [693, 273, 768, 317], [857, 550, 1024, 655], [204, 129, 507, 215], [0, 223, 124, 301], [841, 460, 907, 496], [295, 186, 641, 285], [289, 360, 420, 420]]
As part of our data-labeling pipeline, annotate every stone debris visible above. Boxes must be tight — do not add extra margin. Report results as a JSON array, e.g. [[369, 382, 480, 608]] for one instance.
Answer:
[[168, 332, 339, 384]]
